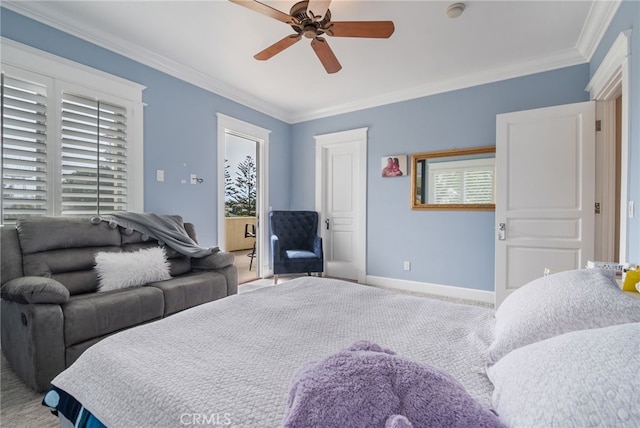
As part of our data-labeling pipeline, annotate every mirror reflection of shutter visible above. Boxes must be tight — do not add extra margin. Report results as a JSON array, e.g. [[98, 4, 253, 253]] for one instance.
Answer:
[[60, 93, 128, 216], [432, 170, 462, 203], [1, 73, 49, 223], [464, 169, 494, 203]]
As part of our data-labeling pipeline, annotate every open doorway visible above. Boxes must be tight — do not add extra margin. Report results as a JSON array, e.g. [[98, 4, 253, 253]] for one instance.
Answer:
[[216, 113, 271, 284], [590, 30, 630, 264], [225, 134, 258, 284]]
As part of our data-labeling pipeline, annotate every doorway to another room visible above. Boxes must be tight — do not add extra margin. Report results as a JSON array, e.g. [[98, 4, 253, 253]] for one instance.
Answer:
[[217, 113, 271, 286], [225, 134, 258, 284]]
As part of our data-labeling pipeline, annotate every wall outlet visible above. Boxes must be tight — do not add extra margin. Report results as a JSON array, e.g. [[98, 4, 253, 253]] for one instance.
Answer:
[[403, 261, 411, 271], [156, 169, 164, 182], [190, 174, 197, 185]]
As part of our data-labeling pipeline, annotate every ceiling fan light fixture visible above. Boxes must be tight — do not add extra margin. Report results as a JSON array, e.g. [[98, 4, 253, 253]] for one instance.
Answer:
[[446, 3, 465, 19]]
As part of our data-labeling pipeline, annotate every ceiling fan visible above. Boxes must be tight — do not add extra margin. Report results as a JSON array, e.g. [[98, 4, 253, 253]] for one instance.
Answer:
[[229, 0, 395, 74]]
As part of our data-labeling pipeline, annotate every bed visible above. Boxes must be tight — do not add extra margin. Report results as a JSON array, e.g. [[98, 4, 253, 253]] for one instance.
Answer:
[[43, 271, 640, 427]]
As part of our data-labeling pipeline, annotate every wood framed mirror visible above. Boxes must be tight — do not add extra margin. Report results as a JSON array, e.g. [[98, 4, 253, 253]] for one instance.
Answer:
[[411, 146, 496, 210]]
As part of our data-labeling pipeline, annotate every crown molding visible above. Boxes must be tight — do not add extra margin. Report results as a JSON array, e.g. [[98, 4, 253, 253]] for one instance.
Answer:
[[576, 0, 621, 60], [291, 47, 588, 123], [1, 1, 292, 123], [2, 1, 616, 125]]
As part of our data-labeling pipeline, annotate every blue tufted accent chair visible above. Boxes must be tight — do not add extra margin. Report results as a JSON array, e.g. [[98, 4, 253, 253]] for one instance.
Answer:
[[269, 211, 324, 284]]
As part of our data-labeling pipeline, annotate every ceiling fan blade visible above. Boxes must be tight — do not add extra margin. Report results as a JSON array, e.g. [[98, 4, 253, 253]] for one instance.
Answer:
[[307, 0, 331, 21], [326, 21, 395, 38], [311, 37, 342, 74], [228, 0, 298, 25], [254, 34, 302, 61]]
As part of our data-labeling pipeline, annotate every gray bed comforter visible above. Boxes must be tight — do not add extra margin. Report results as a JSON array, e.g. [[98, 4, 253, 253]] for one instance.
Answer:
[[50, 277, 496, 427]]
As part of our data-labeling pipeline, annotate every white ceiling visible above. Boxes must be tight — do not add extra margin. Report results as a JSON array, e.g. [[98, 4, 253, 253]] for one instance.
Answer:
[[3, 1, 620, 123]]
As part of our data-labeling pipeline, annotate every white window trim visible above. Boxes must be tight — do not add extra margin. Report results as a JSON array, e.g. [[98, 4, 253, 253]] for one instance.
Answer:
[[1, 37, 145, 214]]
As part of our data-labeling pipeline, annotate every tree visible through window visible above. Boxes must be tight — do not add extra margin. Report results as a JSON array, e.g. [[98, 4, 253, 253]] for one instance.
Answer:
[[225, 155, 256, 217]]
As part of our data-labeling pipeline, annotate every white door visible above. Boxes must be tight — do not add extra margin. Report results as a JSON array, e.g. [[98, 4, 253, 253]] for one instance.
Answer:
[[315, 128, 367, 282], [495, 101, 595, 306]]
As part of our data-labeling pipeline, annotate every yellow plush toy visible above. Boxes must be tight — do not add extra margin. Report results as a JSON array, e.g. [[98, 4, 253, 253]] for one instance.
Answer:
[[622, 267, 640, 292]]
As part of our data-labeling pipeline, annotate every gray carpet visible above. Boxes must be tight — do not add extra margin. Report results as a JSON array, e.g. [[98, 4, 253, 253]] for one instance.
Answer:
[[1, 352, 59, 428], [0, 278, 491, 427]]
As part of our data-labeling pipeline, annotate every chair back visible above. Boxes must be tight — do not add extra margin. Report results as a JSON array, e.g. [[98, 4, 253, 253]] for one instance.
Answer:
[[269, 211, 319, 251]]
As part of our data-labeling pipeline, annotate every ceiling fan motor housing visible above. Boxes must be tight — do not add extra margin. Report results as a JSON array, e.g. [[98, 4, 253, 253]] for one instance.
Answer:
[[290, 1, 331, 38]]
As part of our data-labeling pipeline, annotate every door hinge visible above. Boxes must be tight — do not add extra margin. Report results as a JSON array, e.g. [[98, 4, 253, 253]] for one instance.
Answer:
[[595, 202, 601, 214], [595, 120, 601, 132]]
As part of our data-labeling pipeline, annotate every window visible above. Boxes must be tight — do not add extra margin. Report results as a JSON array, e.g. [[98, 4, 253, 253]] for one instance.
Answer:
[[1, 39, 144, 224], [428, 158, 495, 204]]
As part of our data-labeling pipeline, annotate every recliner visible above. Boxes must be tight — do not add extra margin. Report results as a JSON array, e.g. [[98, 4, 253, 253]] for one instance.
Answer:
[[269, 211, 323, 284]]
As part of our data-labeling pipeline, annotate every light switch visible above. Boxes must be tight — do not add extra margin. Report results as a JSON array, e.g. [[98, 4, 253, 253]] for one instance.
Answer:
[[629, 201, 635, 218], [156, 169, 164, 182]]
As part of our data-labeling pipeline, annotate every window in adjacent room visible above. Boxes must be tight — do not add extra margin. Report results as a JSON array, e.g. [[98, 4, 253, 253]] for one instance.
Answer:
[[1, 40, 144, 224]]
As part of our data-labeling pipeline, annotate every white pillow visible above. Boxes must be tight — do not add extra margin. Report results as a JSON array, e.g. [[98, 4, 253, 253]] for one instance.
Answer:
[[95, 247, 171, 292], [488, 268, 640, 365], [487, 323, 640, 427]]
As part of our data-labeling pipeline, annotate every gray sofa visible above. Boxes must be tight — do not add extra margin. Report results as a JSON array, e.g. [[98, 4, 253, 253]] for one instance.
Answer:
[[1, 216, 238, 392]]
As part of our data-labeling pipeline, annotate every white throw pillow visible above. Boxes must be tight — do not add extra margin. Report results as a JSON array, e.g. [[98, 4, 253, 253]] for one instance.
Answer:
[[95, 247, 171, 292], [487, 323, 640, 427], [488, 268, 640, 365]]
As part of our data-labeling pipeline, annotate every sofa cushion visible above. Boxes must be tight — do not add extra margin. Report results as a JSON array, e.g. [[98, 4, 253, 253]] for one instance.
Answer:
[[121, 230, 193, 276], [1, 226, 24, 284], [63, 286, 164, 346], [1, 277, 70, 304], [191, 251, 234, 271], [22, 247, 121, 295], [148, 271, 229, 316], [17, 217, 120, 254]]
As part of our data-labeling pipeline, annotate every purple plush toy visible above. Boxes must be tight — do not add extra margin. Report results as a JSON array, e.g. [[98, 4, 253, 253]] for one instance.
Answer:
[[282, 341, 505, 428]]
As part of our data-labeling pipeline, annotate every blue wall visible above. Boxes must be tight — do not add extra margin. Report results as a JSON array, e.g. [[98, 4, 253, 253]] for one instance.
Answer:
[[291, 66, 591, 291], [0, 8, 292, 247], [2, 2, 637, 291], [590, 0, 639, 262]]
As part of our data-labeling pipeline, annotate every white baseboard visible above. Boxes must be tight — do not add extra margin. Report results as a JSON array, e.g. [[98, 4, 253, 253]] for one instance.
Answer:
[[365, 275, 494, 305]]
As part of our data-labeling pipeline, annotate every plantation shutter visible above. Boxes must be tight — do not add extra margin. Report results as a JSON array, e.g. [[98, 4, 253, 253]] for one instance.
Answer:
[[60, 93, 128, 216], [1, 73, 49, 223]]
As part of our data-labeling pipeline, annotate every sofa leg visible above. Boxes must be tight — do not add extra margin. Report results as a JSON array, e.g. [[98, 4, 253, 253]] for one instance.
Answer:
[[274, 275, 279, 285]]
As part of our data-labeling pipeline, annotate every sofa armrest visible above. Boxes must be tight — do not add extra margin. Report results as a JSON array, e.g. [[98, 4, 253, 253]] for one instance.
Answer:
[[1, 276, 70, 304], [191, 251, 234, 270]]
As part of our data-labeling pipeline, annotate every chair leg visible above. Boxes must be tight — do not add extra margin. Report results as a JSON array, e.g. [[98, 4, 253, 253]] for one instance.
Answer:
[[248, 241, 256, 271], [274, 275, 279, 285]]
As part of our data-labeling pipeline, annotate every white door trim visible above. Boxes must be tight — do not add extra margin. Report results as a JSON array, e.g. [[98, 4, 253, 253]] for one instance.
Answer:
[[314, 127, 368, 283], [586, 30, 630, 262], [594, 100, 617, 261], [216, 113, 271, 277]]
